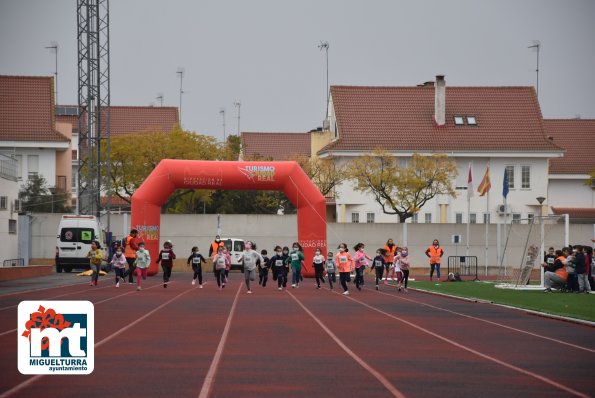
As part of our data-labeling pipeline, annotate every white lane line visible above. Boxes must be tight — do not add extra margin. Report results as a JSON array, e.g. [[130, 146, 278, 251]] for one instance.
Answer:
[[287, 290, 407, 398], [370, 287, 595, 354], [342, 291, 589, 398], [0, 286, 194, 398], [198, 284, 242, 398], [0, 283, 162, 337]]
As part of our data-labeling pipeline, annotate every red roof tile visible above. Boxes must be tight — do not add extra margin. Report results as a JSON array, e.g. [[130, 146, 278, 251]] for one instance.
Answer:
[[543, 119, 595, 175], [0, 75, 69, 142], [241, 132, 311, 160], [551, 207, 595, 219], [55, 105, 179, 137], [322, 85, 562, 154]]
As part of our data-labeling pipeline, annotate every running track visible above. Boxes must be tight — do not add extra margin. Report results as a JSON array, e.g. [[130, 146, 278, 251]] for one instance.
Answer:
[[0, 274, 593, 398]]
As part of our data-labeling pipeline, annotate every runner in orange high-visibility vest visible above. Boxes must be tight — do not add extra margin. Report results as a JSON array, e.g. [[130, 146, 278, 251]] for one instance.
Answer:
[[425, 239, 444, 282]]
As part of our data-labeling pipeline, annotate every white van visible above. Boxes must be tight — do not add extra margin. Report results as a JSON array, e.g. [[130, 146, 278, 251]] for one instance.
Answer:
[[220, 238, 246, 271], [55, 215, 105, 273]]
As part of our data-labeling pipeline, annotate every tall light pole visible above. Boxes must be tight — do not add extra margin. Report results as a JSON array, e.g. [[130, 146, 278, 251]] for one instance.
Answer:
[[156, 93, 163, 107], [45, 41, 58, 104], [176, 68, 184, 126], [220, 108, 226, 141], [528, 41, 540, 100], [318, 41, 329, 117], [234, 101, 241, 136]]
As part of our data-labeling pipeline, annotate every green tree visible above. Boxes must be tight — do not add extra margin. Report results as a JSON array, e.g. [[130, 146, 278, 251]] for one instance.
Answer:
[[586, 169, 595, 188], [290, 155, 345, 198], [19, 175, 71, 213], [346, 152, 458, 221]]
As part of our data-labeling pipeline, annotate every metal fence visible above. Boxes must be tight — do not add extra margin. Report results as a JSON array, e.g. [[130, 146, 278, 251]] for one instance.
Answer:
[[447, 256, 479, 281], [3, 258, 25, 267]]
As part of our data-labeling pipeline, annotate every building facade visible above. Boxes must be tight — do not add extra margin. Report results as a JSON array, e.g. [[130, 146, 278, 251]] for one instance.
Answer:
[[0, 153, 19, 263]]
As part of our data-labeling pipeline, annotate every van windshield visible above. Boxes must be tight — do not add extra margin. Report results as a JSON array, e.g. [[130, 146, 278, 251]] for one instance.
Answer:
[[60, 228, 95, 243], [222, 239, 244, 252]]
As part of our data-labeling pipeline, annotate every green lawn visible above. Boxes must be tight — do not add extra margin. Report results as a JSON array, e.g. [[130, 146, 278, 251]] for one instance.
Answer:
[[408, 281, 595, 322]]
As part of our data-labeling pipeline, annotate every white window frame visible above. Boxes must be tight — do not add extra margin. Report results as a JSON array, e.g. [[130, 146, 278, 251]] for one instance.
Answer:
[[512, 213, 521, 224], [8, 219, 17, 234], [455, 213, 463, 224], [411, 213, 418, 223], [366, 212, 375, 224], [527, 213, 535, 224], [0, 196, 7, 210], [470, 213, 477, 224], [483, 213, 491, 224], [521, 165, 531, 189], [424, 213, 432, 224], [505, 165, 515, 189], [351, 212, 360, 223]]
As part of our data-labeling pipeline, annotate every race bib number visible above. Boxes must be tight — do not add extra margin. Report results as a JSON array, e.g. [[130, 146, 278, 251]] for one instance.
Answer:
[[339, 256, 348, 264], [192, 257, 200, 264], [162, 252, 170, 261], [547, 258, 554, 264], [291, 253, 299, 261], [275, 259, 283, 267], [244, 255, 253, 265], [375, 260, 383, 268], [326, 262, 334, 271], [216, 257, 226, 269], [314, 258, 323, 264]]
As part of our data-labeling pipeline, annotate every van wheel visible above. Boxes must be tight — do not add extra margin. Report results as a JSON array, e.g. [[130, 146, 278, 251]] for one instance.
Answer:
[[64, 266, 73, 273], [56, 263, 63, 273]]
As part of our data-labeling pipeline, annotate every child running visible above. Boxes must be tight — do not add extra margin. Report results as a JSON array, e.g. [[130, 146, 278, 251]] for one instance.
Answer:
[[270, 246, 288, 291], [258, 249, 271, 287], [134, 242, 151, 291], [239, 241, 263, 294], [353, 243, 372, 291], [383, 238, 397, 281], [397, 247, 411, 292], [325, 251, 337, 290], [289, 242, 305, 288], [372, 248, 387, 290], [87, 240, 103, 286], [336, 243, 354, 295], [187, 246, 206, 288], [111, 246, 127, 287], [213, 246, 230, 289], [156, 240, 176, 288], [312, 248, 326, 289]]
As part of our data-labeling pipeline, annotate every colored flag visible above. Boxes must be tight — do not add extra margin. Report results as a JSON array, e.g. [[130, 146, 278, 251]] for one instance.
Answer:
[[477, 166, 491, 197], [467, 162, 474, 200], [503, 168, 510, 199]]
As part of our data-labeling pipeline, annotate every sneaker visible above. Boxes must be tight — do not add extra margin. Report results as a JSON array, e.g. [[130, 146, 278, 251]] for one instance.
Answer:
[[343, 291, 350, 295], [222, 283, 226, 288], [278, 287, 282, 291], [120, 277, 125, 283], [199, 284, 203, 289], [291, 284, 296, 288], [375, 285, 379, 290], [544, 288, 552, 293], [192, 280, 196, 285], [357, 286, 361, 291], [316, 285, 321, 289], [137, 286, 141, 291], [403, 288, 408, 293], [94, 280, 98, 286], [89, 282, 94, 286], [164, 283, 167, 288], [398, 286, 402, 292], [116, 282, 120, 288], [247, 290, 253, 294]]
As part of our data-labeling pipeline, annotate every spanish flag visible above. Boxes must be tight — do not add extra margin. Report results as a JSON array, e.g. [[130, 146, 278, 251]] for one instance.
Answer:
[[477, 166, 491, 196]]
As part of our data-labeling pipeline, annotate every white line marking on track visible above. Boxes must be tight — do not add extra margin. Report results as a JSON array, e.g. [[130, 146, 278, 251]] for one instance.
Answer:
[[287, 290, 407, 398], [341, 291, 589, 398], [369, 287, 595, 354], [0, 286, 194, 398], [198, 284, 242, 398], [0, 283, 163, 338]]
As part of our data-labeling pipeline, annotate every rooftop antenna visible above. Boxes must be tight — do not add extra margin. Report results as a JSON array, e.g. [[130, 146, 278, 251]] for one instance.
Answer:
[[45, 41, 58, 104], [176, 67, 184, 126], [233, 101, 241, 136], [528, 40, 540, 100], [318, 40, 329, 117], [156, 93, 163, 107], [220, 108, 226, 141]]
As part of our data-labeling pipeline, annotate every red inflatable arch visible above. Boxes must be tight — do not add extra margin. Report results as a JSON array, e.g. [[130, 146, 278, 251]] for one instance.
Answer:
[[131, 159, 327, 277]]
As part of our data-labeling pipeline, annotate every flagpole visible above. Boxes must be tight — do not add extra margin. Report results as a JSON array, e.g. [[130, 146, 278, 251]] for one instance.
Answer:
[[485, 188, 489, 276], [466, 162, 472, 258]]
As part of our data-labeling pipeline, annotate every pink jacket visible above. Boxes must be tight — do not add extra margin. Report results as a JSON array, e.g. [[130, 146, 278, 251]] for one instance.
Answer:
[[353, 250, 370, 269]]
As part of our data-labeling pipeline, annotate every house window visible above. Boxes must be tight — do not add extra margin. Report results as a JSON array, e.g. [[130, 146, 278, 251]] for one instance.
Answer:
[[28, 155, 39, 179], [425, 213, 432, 223], [399, 158, 409, 168], [454, 116, 464, 125], [521, 165, 531, 189], [470, 213, 477, 224], [366, 212, 375, 224], [483, 213, 491, 224], [411, 213, 418, 223], [512, 213, 521, 224], [505, 165, 515, 189], [467, 116, 477, 125], [527, 213, 535, 224], [455, 213, 463, 224], [0, 196, 7, 210], [351, 212, 360, 223], [15, 155, 22, 179], [8, 219, 17, 234]]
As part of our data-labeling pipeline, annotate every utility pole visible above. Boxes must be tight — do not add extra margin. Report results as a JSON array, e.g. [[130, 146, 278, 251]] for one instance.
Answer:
[[220, 108, 226, 141], [45, 42, 58, 105], [234, 101, 241, 136], [528, 41, 540, 100], [318, 41, 330, 117], [177, 68, 184, 126], [156, 93, 163, 107]]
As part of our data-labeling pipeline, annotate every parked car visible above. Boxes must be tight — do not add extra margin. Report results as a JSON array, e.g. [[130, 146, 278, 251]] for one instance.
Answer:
[[55, 215, 106, 273]]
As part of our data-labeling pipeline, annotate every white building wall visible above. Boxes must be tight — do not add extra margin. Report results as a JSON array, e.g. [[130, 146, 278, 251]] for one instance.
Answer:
[[548, 177, 595, 208], [0, 156, 20, 263], [7, 148, 57, 190], [333, 155, 550, 224]]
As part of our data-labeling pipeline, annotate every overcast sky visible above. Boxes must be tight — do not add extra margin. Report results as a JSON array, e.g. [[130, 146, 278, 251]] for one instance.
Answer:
[[1, 0, 594, 140]]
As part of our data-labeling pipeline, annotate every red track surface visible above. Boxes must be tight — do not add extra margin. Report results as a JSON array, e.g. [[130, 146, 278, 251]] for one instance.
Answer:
[[0, 275, 594, 398]]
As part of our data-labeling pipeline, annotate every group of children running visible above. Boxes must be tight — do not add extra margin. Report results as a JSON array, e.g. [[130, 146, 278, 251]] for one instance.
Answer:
[[90, 237, 422, 295]]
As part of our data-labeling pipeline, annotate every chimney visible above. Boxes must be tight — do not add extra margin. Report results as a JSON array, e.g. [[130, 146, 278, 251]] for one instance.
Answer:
[[434, 75, 446, 126]]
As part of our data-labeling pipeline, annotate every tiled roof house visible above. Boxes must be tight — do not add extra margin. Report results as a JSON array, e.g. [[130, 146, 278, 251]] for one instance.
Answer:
[[241, 132, 311, 160]]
